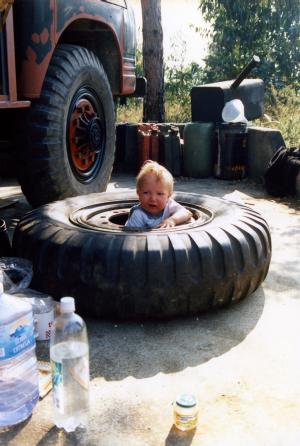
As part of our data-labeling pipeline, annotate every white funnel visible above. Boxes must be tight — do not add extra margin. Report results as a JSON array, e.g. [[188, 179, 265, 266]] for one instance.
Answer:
[[222, 99, 248, 123]]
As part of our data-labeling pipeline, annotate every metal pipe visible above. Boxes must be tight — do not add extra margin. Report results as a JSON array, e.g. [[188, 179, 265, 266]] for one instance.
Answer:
[[230, 55, 260, 90]]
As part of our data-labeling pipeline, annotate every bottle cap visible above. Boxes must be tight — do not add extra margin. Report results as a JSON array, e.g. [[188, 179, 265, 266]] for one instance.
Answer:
[[60, 296, 75, 313], [176, 394, 198, 408]]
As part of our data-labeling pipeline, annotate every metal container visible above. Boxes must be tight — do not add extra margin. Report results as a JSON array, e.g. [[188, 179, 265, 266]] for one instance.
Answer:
[[137, 123, 151, 170], [214, 122, 248, 180], [183, 122, 214, 178], [191, 56, 264, 123], [158, 124, 181, 176]]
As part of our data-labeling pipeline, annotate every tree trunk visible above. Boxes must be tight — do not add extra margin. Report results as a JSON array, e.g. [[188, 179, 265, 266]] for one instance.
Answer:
[[141, 0, 165, 122]]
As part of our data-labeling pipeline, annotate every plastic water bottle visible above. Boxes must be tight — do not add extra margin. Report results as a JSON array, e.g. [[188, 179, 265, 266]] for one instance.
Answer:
[[14, 288, 55, 341], [50, 297, 90, 432], [0, 283, 39, 427]]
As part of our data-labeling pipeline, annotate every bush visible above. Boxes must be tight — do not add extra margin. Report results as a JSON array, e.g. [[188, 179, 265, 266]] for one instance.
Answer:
[[255, 86, 300, 147], [199, 0, 300, 89]]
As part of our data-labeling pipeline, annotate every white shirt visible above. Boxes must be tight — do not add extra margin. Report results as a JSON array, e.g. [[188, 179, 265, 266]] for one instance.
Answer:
[[125, 198, 185, 228]]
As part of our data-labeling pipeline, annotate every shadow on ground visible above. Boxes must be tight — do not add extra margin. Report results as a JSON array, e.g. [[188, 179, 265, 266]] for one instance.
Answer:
[[165, 425, 196, 446], [87, 288, 265, 381], [0, 417, 31, 444]]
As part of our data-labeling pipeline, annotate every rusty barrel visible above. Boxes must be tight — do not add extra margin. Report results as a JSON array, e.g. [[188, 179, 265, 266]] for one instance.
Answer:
[[214, 123, 248, 180], [150, 125, 160, 162], [137, 123, 151, 170]]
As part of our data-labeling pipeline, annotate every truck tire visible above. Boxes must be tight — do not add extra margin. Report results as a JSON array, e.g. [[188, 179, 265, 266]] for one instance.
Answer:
[[12, 191, 272, 320], [0, 149, 17, 177], [18, 44, 115, 207]]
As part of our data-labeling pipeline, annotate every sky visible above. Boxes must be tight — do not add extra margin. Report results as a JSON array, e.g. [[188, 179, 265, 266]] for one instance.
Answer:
[[127, 0, 209, 67]]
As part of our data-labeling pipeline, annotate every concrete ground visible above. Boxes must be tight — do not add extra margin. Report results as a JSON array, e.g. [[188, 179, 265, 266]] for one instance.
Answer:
[[0, 173, 299, 446]]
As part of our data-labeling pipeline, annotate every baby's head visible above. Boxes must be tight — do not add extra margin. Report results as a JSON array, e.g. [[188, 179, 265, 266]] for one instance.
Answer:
[[136, 160, 174, 195]]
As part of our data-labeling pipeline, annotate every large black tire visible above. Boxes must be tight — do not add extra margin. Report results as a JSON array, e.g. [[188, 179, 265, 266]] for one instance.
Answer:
[[18, 44, 115, 207], [0, 111, 18, 177], [12, 191, 272, 320], [0, 147, 17, 177]]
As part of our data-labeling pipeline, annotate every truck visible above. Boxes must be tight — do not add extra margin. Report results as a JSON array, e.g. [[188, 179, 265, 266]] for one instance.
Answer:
[[0, 0, 144, 207]]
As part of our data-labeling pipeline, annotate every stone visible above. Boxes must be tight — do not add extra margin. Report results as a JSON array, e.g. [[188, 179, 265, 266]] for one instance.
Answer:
[[247, 126, 285, 180]]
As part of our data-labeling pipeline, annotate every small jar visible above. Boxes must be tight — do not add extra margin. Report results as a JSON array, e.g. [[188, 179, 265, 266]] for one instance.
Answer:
[[173, 394, 199, 431]]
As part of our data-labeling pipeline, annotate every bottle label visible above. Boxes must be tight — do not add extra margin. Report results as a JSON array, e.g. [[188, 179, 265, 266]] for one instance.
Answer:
[[0, 313, 35, 360], [36, 309, 54, 341], [174, 412, 198, 430], [0, 354, 36, 380], [51, 357, 89, 413], [51, 360, 64, 412]]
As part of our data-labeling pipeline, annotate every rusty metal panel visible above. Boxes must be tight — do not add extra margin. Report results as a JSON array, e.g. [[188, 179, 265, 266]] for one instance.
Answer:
[[55, 0, 135, 94], [13, 0, 136, 99], [121, 3, 136, 94], [0, 99, 30, 108], [13, 0, 54, 98], [5, 6, 17, 101], [0, 6, 30, 108], [56, 0, 122, 38]]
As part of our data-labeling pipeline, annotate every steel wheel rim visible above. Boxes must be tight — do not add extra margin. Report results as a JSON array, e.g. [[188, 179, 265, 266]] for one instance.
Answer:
[[69, 200, 214, 233], [67, 87, 105, 182]]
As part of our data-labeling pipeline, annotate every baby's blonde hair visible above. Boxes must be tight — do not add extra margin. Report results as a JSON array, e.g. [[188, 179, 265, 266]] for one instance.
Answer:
[[136, 160, 174, 194]]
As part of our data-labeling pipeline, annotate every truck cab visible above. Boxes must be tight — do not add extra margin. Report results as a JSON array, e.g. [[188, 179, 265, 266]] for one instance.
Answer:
[[0, 0, 143, 207]]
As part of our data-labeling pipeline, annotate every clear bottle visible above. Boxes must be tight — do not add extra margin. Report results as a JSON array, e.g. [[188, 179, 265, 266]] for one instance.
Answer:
[[14, 288, 55, 341], [50, 296, 90, 432], [173, 393, 199, 431], [0, 283, 39, 427]]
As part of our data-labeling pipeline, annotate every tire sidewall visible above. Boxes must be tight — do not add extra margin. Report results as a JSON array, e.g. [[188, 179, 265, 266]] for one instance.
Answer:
[[18, 45, 116, 207], [13, 191, 272, 319], [59, 61, 115, 194]]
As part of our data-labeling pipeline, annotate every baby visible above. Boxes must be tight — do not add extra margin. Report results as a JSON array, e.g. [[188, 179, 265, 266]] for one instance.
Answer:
[[125, 160, 192, 229]]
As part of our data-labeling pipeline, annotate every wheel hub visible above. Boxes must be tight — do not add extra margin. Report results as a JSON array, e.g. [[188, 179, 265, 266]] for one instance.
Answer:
[[69, 98, 103, 172], [69, 200, 213, 233], [88, 117, 102, 153]]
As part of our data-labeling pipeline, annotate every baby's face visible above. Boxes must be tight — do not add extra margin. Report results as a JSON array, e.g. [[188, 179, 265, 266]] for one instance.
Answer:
[[137, 174, 171, 215]]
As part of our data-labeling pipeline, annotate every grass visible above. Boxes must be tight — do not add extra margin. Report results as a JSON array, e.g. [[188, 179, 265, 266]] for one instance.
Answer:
[[255, 86, 300, 147], [117, 86, 299, 147]]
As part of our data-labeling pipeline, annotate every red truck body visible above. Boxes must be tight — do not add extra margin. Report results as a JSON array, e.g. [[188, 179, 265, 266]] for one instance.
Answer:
[[0, 0, 142, 206]]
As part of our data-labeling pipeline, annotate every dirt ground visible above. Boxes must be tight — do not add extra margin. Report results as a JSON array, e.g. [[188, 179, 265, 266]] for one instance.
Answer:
[[0, 173, 300, 446]]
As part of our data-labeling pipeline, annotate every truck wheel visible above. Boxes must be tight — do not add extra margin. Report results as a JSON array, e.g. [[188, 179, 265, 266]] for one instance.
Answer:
[[18, 44, 115, 207], [0, 150, 17, 177], [12, 191, 272, 320]]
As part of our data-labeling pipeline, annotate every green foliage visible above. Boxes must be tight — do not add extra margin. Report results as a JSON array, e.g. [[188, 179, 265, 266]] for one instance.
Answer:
[[117, 8, 299, 145], [118, 38, 204, 124], [199, 0, 300, 88], [117, 98, 143, 123], [163, 38, 205, 115], [165, 62, 204, 108], [256, 85, 300, 147], [116, 85, 300, 146], [135, 46, 144, 77], [164, 99, 191, 123]]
